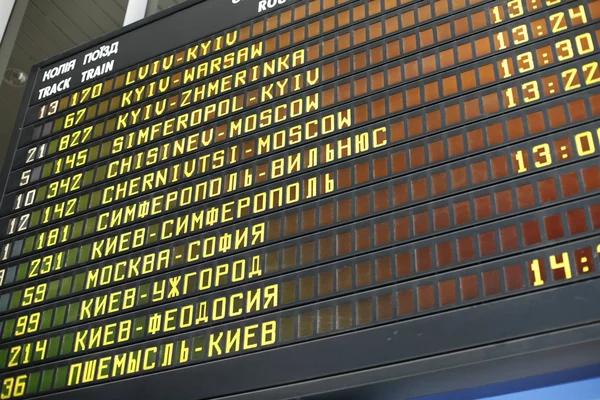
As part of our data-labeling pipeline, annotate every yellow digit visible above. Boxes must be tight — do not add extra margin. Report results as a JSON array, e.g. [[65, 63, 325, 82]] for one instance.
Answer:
[[555, 39, 574, 61], [7, 347, 20, 368], [491, 6, 503, 23], [53, 158, 63, 174], [27, 313, 40, 334], [41, 206, 52, 224], [504, 87, 518, 108], [507, 0, 524, 17], [70, 130, 81, 148], [82, 126, 93, 143], [583, 62, 600, 85], [562, 68, 581, 91], [71, 174, 82, 191], [514, 150, 528, 173], [550, 12, 567, 33], [531, 259, 544, 286], [40, 255, 52, 274], [75, 108, 87, 125], [550, 252, 572, 279], [77, 149, 88, 166], [58, 134, 70, 151], [92, 83, 103, 98], [1, 377, 13, 399], [533, 143, 552, 167], [81, 87, 91, 102], [500, 58, 513, 78], [14, 316, 27, 336], [568, 5, 588, 24], [35, 283, 47, 303], [575, 33, 594, 55], [522, 81, 540, 103], [47, 228, 59, 247], [64, 112, 75, 129], [70, 92, 79, 107], [60, 225, 69, 243], [35, 232, 46, 251], [64, 153, 75, 169], [517, 52, 534, 73], [13, 376, 26, 397], [575, 131, 595, 156], [28, 259, 40, 278], [47, 182, 59, 199], [496, 32, 508, 50], [512, 25, 529, 45], [21, 287, 34, 306], [55, 251, 64, 271]]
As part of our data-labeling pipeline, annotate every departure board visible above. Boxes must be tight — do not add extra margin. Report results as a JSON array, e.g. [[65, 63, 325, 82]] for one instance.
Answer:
[[0, 0, 600, 398]]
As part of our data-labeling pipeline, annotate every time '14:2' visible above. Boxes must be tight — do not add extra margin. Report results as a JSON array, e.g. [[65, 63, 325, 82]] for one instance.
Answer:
[[530, 245, 598, 287]]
